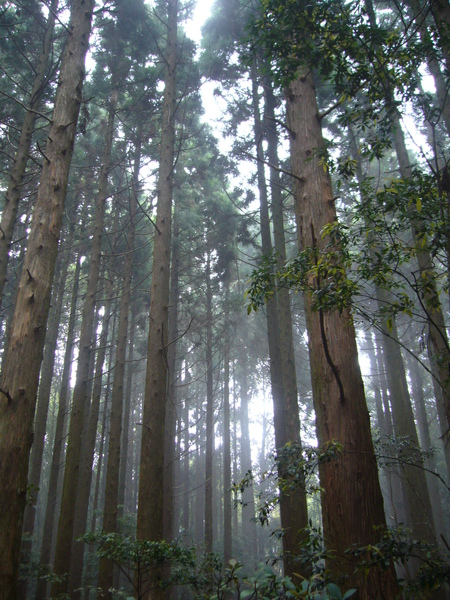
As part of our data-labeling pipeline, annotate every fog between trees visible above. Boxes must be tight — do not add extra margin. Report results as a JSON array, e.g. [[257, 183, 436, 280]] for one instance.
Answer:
[[0, 0, 449, 599]]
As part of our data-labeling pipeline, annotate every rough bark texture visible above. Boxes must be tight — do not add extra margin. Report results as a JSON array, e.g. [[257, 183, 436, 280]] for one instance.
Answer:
[[286, 72, 399, 597], [0, 0, 59, 305], [0, 2, 94, 596], [136, 1, 177, 596], [51, 81, 116, 598]]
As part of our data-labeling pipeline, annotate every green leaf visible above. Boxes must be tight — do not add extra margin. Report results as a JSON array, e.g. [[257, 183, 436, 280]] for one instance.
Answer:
[[326, 582, 342, 599], [342, 590, 357, 599]]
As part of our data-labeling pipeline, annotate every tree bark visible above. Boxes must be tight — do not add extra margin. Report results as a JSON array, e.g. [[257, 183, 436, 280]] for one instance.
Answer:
[[0, 1, 94, 595], [286, 71, 399, 597], [223, 284, 232, 564], [35, 248, 82, 600], [204, 250, 214, 554], [51, 82, 116, 598], [136, 1, 177, 596], [98, 187, 136, 598]]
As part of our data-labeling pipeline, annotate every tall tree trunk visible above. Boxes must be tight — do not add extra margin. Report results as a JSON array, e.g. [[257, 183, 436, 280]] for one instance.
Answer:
[[35, 249, 82, 600], [51, 84, 117, 598], [223, 284, 232, 564], [136, 1, 177, 596], [20, 242, 69, 564], [391, 110, 450, 451], [204, 250, 214, 554], [98, 189, 136, 598], [69, 268, 116, 598], [264, 74, 309, 568], [405, 351, 448, 545], [286, 70, 399, 597], [163, 208, 180, 543], [251, 60, 307, 577], [0, 0, 59, 305], [238, 360, 257, 560], [0, 1, 94, 596]]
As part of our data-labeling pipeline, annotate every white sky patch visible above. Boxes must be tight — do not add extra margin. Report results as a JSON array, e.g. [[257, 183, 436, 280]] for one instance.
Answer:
[[185, 0, 212, 44]]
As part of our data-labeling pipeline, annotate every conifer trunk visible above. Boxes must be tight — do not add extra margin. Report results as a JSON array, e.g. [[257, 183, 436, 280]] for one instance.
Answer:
[[136, 1, 177, 596], [35, 250, 82, 600], [51, 83, 117, 598], [98, 188, 136, 598], [0, 2, 94, 595], [286, 71, 399, 597]]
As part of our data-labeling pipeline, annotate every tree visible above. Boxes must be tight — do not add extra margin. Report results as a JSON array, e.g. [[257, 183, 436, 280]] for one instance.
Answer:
[[0, 1, 95, 596], [136, 0, 178, 596]]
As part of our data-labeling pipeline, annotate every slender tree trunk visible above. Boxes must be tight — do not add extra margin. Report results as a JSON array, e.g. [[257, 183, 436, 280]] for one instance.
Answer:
[[51, 84, 117, 598], [238, 361, 257, 561], [264, 74, 309, 568], [119, 302, 136, 518], [391, 111, 450, 449], [136, 2, 177, 596], [204, 250, 214, 554], [406, 352, 448, 545], [98, 188, 136, 598], [0, 2, 94, 595], [286, 70, 399, 597], [0, 0, 59, 305], [34, 249, 82, 600], [69, 269, 116, 597], [163, 208, 180, 543], [19, 241, 70, 587], [223, 285, 232, 564]]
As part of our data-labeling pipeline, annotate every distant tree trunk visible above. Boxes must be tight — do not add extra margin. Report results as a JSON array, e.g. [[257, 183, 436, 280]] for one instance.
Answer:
[[34, 249, 82, 600], [69, 266, 116, 598], [51, 84, 117, 598], [406, 352, 448, 545], [264, 74, 309, 569], [182, 398, 190, 540], [363, 331, 407, 528], [0, 1, 94, 595], [223, 284, 232, 564], [376, 292, 438, 550], [119, 302, 136, 518], [238, 361, 257, 560], [251, 60, 307, 577], [286, 70, 399, 596], [163, 208, 180, 543], [136, 1, 177, 596], [204, 250, 214, 554], [0, 0, 59, 305], [98, 189, 136, 598]]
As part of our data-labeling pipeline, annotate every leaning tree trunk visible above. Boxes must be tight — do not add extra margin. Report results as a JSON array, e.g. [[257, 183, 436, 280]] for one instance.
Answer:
[[0, 2, 94, 596], [136, 1, 177, 597], [0, 0, 59, 306], [286, 70, 399, 598]]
